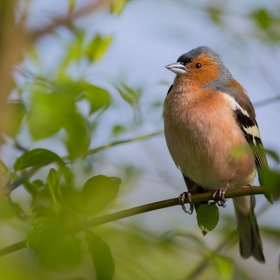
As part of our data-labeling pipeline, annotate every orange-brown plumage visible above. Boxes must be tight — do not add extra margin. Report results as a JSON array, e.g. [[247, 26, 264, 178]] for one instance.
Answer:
[[184, 54, 220, 87], [164, 83, 255, 190], [226, 78, 256, 120], [164, 46, 267, 263]]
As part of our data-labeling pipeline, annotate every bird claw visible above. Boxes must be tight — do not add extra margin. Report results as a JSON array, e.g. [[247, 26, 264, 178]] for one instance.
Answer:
[[212, 183, 230, 208], [217, 200, 227, 208], [179, 192, 194, 214]]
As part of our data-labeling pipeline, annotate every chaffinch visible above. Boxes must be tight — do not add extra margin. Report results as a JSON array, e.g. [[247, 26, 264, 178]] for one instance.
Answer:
[[163, 46, 269, 263]]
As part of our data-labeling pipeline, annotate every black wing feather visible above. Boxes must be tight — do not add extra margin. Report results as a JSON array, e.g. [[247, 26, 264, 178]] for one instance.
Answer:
[[167, 84, 173, 95], [234, 108, 268, 170], [234, 106, 272, 203]]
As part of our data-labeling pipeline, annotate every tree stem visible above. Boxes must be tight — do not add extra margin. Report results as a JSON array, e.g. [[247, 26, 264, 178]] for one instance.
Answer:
[[0, 186, 267, 257], [72, 186, 266, 232]]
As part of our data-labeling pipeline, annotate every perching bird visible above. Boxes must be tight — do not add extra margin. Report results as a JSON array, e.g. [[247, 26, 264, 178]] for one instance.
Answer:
[[163, 46, 270, 263]]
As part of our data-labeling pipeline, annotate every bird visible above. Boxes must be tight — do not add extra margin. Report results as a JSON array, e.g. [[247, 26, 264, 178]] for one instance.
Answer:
[[163, 46, 270, 263]]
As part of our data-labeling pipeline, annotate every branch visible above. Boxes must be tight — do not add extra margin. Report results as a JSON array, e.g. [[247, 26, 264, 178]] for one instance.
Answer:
[[70, 186, 267, 232], [79, 130, 163, 158], [5, 131, 163, 194], [0, 241, 26, 258], [0, 166, 41, 197], [10, 166, 41, 191], [254, 96, 280, 107], [28, 0, 113, 42], [0, 186, 268, 257]]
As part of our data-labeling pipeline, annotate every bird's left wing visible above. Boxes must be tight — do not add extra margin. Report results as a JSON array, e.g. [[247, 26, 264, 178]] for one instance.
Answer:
[[224, 94, 268, 169], [224, 94, 272, 202]]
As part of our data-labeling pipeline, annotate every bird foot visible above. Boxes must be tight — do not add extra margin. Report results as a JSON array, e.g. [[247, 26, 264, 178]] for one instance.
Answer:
[[212, 182, 230, 208], [179, 191, 194, 214]]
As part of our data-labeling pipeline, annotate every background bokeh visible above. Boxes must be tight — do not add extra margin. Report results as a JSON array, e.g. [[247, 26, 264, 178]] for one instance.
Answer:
[[0, 0, 280, 279]]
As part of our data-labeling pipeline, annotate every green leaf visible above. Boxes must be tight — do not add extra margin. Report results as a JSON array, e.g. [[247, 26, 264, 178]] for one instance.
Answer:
[[261, 168, 280, 200], [159, 80, 171, 86], [10, 201, 26, 220], [59, 30, 85, 73], [68, 0, 76, 13], [116, 86, 134, 105], [122, 83, 139, 103], [86, 34, 113, 62], [85, 84, 110, 114], [81, 175, 121, 216], [150, 101, 162, 108], [110, 0, 128, 15], [206, 6, 223, 25], [58, 165, 75, 187], [116, 83, 139, 106], [32, 205, 54, 218], [64, 113, 90, 159], [197, 204, 219, 233], [27, 91, 76, 140], [251, 9, 271, 30], [0, 197, 18, 218], [26, 217, 59, 254], [24, 179, 44, 197], [0, 101, 27, 137], [85, 230, 115, 280], [39, 235, 81, 269], [56, 77, 86, 98], [112, 124, 127, 137], [47, 168, 61, 214], [265, 149, 280, 163], [13, 148, 64, 172], [211, 255, 233, 280]]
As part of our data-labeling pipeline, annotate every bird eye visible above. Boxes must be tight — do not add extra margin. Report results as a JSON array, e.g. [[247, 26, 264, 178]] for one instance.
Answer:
[[195, 63, 202, 69]]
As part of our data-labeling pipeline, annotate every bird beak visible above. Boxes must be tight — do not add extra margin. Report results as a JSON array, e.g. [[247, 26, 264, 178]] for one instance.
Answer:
[[166, 62, 187, 75]]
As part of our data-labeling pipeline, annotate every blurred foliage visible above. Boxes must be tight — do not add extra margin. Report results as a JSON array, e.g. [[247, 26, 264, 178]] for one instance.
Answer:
[[0, 0, 279, 280]]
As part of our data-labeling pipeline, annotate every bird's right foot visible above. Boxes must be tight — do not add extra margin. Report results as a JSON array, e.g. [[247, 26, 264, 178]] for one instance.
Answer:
[[212, 182, 230, 208]]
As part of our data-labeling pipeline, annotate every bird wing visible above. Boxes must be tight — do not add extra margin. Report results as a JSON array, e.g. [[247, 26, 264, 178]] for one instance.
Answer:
[[234, 108, 268, 170], [224, 93, 272, 202], [223, 93, 268, 170]]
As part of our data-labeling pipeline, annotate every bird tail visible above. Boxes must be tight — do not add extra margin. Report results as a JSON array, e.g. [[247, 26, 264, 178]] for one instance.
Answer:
[[233, 196, 265, 263]]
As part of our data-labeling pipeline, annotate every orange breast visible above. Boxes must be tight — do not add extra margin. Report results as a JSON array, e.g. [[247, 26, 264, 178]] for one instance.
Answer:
[[163, 87, 256, 189]]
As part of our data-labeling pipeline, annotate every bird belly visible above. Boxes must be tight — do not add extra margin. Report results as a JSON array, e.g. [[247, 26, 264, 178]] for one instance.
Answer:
[[163, 98, 256, 190]]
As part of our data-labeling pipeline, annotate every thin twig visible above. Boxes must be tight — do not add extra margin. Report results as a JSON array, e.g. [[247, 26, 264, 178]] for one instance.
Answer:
[[0, 166, 41, 197], [28, 0, 113, 42], [254, 96, 280, 108], [6, 131, 163, 194], [0, 186, 268, 257], [71, 186, 267, 232], [10, 166, 41, 191], [79, 130, 163, 158], [0, 241, 26, 257]]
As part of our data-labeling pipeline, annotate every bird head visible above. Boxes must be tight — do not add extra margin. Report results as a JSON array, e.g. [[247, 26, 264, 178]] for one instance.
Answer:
[[166, 46, 232, 89]]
